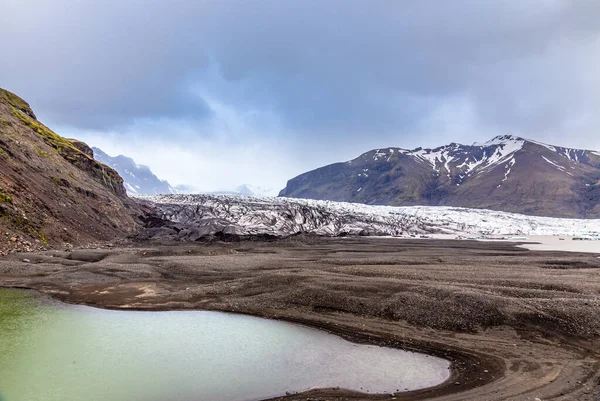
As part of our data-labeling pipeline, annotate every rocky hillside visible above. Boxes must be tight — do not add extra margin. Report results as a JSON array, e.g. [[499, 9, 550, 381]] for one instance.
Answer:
[[280, 135, 600, 218], [92, 147, 176, 195], [0, 88, 141, 253]]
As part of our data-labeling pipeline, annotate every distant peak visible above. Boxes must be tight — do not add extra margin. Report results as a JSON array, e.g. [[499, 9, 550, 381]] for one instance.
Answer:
[[492, 134, 522, 141], [474, 135, 525, 147]]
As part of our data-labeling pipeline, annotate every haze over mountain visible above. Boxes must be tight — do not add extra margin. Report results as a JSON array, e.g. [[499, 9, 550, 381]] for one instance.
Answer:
[[93, 147, 277, 197], [209, 185, 279, 197], [92, 147, 176, 195], [280, 135, 600, 218]]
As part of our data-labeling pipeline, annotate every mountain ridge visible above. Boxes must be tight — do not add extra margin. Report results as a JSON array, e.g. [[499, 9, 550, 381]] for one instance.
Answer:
[[279, 135, 600, 218]]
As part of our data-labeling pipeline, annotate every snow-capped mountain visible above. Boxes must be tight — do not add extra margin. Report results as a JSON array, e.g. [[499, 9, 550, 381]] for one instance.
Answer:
[[279, 135, 600, 218], [136, 194, 600, 239], [92, 147, 177, 195]]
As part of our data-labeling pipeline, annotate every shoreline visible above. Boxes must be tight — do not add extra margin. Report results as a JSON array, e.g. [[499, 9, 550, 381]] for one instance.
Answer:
[[2, 285, 504, 401]]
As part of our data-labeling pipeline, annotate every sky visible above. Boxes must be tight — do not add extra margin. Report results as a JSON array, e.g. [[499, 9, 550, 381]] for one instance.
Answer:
[[1, 0, 600, 192]]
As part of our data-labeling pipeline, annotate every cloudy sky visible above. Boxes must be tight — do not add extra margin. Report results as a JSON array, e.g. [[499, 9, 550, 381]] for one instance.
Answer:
[[2, 0, 600, 192]]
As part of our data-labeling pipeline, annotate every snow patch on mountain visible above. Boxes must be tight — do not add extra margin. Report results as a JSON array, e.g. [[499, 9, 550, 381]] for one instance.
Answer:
[[373, 149, 389, 161], [526, 138, 557, 153], [498, 157, 516, 187], [406, 135, 524, 176], [92, 147, 176, 195], [525, 138, 590, 163], [412, 146, 455, 173], [542, 155, 566, 171], [137, 194, 600, 238], [404, 135, 597, 178], [480, 137, 524, 169]]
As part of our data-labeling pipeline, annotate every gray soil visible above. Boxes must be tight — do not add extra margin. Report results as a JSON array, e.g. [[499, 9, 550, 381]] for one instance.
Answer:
[[1, 237, 599, 400]]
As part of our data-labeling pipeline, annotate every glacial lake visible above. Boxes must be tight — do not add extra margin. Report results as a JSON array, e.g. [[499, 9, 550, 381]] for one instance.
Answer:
[[0, 289, 450, 401]]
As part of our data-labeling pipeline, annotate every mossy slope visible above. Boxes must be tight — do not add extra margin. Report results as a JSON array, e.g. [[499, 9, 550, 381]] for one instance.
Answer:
[[0, 88, 140, 249]]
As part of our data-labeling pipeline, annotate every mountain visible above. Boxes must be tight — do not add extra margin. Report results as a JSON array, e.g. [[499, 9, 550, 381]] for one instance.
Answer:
[[92, 148, 176, 195], [136, 194, 600, 240], [279, 135, 600, 218], [209, 184, 279, 197], [0, 88, 140, 251], [90, 148, 276, 197]]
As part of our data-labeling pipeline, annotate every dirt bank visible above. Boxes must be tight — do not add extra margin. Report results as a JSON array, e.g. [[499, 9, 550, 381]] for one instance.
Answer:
[[1, 237, 599, 400]]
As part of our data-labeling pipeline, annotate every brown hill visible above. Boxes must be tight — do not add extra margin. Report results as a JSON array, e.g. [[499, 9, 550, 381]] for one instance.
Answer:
[[0, 88, 141, 253], [279, 135, 600, 218]]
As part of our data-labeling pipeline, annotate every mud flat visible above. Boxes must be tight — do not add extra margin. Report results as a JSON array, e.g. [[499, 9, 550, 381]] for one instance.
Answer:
[[516, 235, 600, 254], [1, 237, 599, 400]]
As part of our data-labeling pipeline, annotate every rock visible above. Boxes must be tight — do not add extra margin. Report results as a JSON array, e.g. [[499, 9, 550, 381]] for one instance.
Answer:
[[22, 258, 31, 263], [66, 250, 109, 263]]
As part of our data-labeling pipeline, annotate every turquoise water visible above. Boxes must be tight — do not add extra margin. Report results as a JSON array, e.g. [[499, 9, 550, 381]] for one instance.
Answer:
[[0, 289, 450, 401]]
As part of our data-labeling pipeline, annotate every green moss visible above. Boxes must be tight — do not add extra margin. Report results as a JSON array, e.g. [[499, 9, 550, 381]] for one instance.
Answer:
[[34, 144, 49, 158], [11, 107, 126, 197], [51, 177, 71, 188], [9, 215, 26, 227], [11, 108, 77, 155], [0, 117, 10, 126], [67, 139, 93, 157], [0, 89, 36, 119], [5, 215, 40, 237], [0, 187, 12, 204], [0, 147, 9, 159], [38, 232, 48, 245], [0, 211, 48, 244]]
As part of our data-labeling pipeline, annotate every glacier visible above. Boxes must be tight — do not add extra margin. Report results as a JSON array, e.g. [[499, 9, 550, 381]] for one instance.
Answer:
[[135, 194, 600, 239]]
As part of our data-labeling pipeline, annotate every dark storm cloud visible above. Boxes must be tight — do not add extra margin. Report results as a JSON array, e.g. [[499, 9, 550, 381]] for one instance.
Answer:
[[1, 0, 214, 128], [197, 0, 600, 137], [1, 0, 600, 149]]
